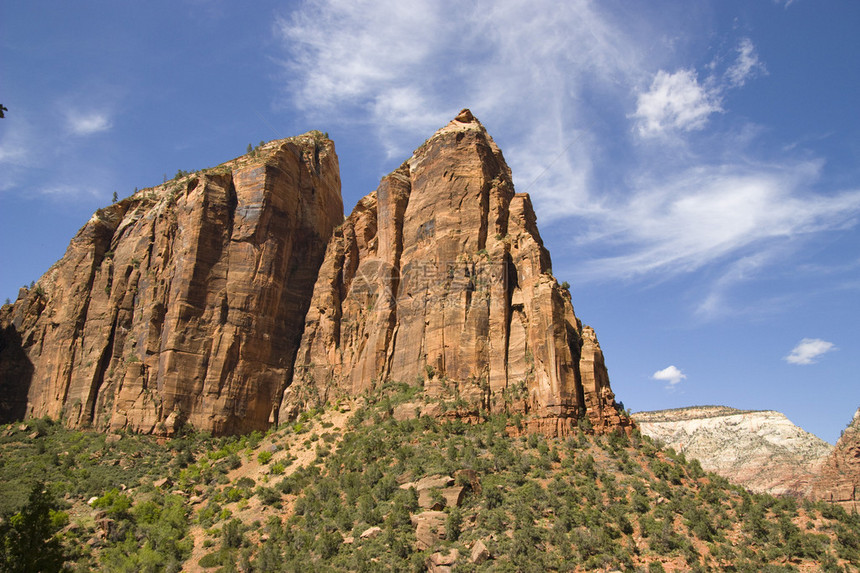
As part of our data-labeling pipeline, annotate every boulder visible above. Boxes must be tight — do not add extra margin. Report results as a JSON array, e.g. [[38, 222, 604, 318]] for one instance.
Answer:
[[152, 477, 170, 489], [393, 402, 420, 422], [427, 548, 459, 573], [470, 539, 490, 564], [441, 486, 465, 508], [359, 526, 382, 540], [454, 469, 481, 495], [410, 511, 447, 550]]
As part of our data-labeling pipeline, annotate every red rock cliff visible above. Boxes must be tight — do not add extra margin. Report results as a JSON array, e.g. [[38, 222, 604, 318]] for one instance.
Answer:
[[1, 113, 628, 437], [0, 133, 343, 435], [281, 110, 628, 435], [810, 408, 860, 512]]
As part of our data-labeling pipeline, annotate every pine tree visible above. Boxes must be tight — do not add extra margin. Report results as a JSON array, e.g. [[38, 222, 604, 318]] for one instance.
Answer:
[[0, 483, 67, 573]]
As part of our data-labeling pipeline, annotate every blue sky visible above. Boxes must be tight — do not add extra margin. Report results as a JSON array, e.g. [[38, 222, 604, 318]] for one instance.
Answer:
[[2, 1, 858, 444]]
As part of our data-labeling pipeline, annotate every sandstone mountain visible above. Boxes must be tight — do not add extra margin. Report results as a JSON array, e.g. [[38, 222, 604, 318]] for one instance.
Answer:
[[634, 406, 832, 496], [0, 110, 628, 437], [810, 407, 860, 512], [0, 134, 343, 435], [281, 110, 628, 436]]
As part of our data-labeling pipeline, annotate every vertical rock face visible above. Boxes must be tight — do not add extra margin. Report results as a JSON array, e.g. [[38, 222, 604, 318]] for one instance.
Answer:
[[810, 408, 860, 512], [1, 111, 628, 437], [282, 110, 628, 435], [0, 134, 343, 435]]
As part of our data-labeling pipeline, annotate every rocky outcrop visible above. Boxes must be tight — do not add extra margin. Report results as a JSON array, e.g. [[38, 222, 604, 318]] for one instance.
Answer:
[[810, 408, 860, 512], [1, 111, 627, 437], [634, 406, 833, 496], [281, 110, 628, 435], [0, 133, 343, 435]]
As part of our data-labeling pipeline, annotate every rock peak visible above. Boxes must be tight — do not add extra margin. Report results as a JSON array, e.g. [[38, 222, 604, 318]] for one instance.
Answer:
[[454, 108, 476, 123], [283, 114, 630, 436], [1, 115, 629, 438], [409, 109, 508, 181]]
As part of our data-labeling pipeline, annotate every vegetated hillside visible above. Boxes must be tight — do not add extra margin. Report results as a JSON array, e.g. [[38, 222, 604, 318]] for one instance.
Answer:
[[634, 407, 833, 497], [2, 386, 858, 572]]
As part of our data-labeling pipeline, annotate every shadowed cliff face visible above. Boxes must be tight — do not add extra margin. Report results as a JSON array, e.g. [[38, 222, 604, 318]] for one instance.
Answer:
[[0, 318, 34, 421], [0, 134, 343, 435], [281, 110, 629, 435]]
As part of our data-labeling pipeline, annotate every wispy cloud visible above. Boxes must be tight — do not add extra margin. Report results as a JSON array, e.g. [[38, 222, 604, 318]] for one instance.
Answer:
[[576, 161, 860, 280], [785, 338, 836, 365], [276, 0, 645, 161], [652, 365, 686, 388], [274, 1, 860, 303], [0, 117, 34, 168], [66, 110, 112, 136], [0, 105, 114, 199], [726, 38, 766, 88], [38, 183, 103, 198]]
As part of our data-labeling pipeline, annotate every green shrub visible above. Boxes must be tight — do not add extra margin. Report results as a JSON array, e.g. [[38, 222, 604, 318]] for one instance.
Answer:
[[92, 488, 133, 519]]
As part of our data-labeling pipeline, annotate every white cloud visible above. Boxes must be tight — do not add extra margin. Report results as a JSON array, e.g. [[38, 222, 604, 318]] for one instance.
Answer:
[[38, 183, 102, 198], [726, 38, 766, 87], [633, 69, 722, 136], [652, 365, 687, 387], [66, 111, 112, 135], [785, 338, 836, 365], [633, 38, 764, 137], [575, 161, 860, 280], [0, 139, 29, 166]]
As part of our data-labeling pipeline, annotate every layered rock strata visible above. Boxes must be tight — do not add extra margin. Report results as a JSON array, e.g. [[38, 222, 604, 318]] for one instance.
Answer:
[[281, 110, 628, 435], [634, 406, 833, 496], [0, 134, 343, 435], [810, 408, 860, 512]]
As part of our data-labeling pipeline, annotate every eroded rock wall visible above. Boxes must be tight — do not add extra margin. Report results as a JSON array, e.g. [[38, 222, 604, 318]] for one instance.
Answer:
[[810, 408, 860, 512], [0, 134, 343, 435], [282, 110, 628, 435], [1, 112, 628, 437]]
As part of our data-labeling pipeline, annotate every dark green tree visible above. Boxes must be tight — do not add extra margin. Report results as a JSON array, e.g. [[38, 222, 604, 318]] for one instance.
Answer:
[[0, 482, 67, 573]]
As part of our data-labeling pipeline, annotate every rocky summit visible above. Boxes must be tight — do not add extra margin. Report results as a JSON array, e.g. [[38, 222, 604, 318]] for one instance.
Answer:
[[0, 110, 628, 437], [282, 110, 628, 436]]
